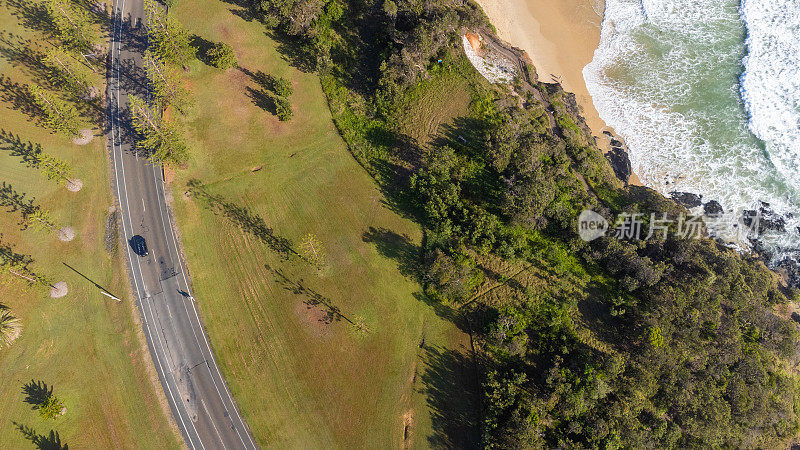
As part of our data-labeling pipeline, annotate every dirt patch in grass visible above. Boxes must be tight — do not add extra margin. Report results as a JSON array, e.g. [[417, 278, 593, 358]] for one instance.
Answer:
[[294, 300, 331, 337], [402, 409, 414, 448], [57, 226, 75, 242], [72, 128, 94, 145], [66, 178, 83, 191], [164, 166, 175, 185], [49, 281, 68, 298], [104, 209, 118, 253]]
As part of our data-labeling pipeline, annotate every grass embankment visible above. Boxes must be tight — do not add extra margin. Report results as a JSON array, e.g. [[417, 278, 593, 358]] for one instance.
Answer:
[[0, 0, 180, 447], [170, 1, 470, 447]]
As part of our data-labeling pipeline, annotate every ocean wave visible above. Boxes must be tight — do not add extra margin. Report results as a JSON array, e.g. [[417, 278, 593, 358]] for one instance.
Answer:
[[740, 0, 800, 196], [584, 0, 800, 262]]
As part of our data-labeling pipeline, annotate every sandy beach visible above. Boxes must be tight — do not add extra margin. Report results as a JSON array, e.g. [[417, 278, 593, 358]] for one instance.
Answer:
[[476, 0, 644, 185], [476, 0, 606, 134]]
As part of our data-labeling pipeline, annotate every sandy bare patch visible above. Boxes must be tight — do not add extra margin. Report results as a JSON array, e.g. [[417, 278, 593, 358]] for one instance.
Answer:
[[402, 409, 414, 448], [164, 166, 175, 185], [66, 178, 83, 192], [72, 129, 94, 145], [294, 300, 331, 337], [57, 226, 75, 242], [82, 86, 100, 100], [50, 281, 68, 298]]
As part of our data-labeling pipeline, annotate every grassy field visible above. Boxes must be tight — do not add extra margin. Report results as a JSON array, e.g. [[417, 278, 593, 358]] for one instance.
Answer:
[[392, 65, 475, 146], [0, 1, 181, 447], [169, 1, 475, 447]]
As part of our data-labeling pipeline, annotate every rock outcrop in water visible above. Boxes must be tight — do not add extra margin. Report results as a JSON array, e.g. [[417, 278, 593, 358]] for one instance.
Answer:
[[670, 191, 703, 208], [703, 200, 724, 216], [605, 146, 632, 185]]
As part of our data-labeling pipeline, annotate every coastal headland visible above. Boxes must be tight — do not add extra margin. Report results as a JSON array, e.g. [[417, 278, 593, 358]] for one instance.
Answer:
[[475, 0, 643, 185]]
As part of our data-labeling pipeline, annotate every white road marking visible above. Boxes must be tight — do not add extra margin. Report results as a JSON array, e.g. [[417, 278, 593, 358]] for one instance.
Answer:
[[107, 2, 203, 448], [152, 164, 255, 448], [201, 399, 228, 450]]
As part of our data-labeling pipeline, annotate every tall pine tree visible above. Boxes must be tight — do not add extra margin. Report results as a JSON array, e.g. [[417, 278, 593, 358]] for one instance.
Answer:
[[46, 0, 98, 53], [45, 46, 92, 97], [29, 84, 82, 137], [128, 95, 188, 166], [144, 51, 191, 113], [144, 0, 195, 67]]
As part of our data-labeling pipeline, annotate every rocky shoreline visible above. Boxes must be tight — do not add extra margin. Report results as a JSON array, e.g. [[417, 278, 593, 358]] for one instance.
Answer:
[[602, 134, 800, 287]]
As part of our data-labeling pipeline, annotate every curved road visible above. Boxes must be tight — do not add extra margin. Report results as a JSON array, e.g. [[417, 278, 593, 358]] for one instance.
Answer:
[[107, 0, 256, 448]]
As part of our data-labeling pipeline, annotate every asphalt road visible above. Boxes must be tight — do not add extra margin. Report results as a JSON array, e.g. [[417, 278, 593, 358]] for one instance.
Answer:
[[107, 0, 256, 448]]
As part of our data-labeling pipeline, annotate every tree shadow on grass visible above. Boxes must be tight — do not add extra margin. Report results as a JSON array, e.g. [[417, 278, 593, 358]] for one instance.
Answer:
[[0, 181, 36, 216], [22, 379, 52, 408], [13, 422, 68, 449], [0, 32, 51, 85], [0, 235, 35, 269], [362, 226, 420, 281], [419, 345, 482, 449], [264, 263, 354, 325], [186, 179, 296, 259], [0, 181, 45, 230], [190, 35, 216, 67], [0, 129, 44, 167], [0, 75, 42, 120], [265, 29, 318, 74], [216, 0, 257, 22], [243, 86, 276, 114], [5, 0, 57, 38]]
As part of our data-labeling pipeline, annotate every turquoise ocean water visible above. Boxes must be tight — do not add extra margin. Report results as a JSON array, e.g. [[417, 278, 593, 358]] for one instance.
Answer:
[[584, 0, 800, 262]]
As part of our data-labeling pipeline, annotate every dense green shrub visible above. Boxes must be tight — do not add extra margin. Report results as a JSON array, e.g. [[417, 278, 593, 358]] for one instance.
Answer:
[[244, 0, 800, 447], [274, 95, 292, 121], [207, 42, 237, 69], [272, 76, 293, 97]]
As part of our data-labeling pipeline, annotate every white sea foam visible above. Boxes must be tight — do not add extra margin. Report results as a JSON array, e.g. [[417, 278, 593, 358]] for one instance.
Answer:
[[741, 0, 800, 202], [584, 0, 800, 262]]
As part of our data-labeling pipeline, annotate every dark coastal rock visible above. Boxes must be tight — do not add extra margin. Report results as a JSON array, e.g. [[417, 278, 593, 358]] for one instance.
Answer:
[[610, 139, 623, 147], [670, 191, 703, 208], [703, 200, 724, 217], [759, 203, 787, 233], [777, 258, 800, 288], [605, 146, 631, 184], [742, 205, 788, 234]]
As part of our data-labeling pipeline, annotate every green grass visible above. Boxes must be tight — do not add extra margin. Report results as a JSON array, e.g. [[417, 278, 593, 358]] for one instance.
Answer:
[[0, 1, 181, 447], [392, 63, 476, 145], [170, 1, 471, 447]]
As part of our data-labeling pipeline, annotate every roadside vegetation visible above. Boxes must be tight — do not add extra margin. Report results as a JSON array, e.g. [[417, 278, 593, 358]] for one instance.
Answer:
[[0, 0, 180, 446], [241, 0, 800, 448], [167, 0, 473, 446]]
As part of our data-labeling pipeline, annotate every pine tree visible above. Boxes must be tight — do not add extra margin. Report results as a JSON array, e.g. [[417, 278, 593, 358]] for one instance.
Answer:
[[29, 85, 82, 137], [207, 42, 237, 69], [45, 46, 92, 96], [46, 0, 98, 53], [38, 394, 66, 420], [299, 233, 326, 269], [23, 208, 56, 232], [144, 0, 196, 67], [39, 154, 74, 184], [0, 308, 22, 348], [144, 51, 191, 113], [275, 95, 293, 121], [128, 95, 188, 166]]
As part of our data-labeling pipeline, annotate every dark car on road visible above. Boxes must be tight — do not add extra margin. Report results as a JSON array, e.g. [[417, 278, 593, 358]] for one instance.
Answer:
[[130, 235, 149, 257]]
